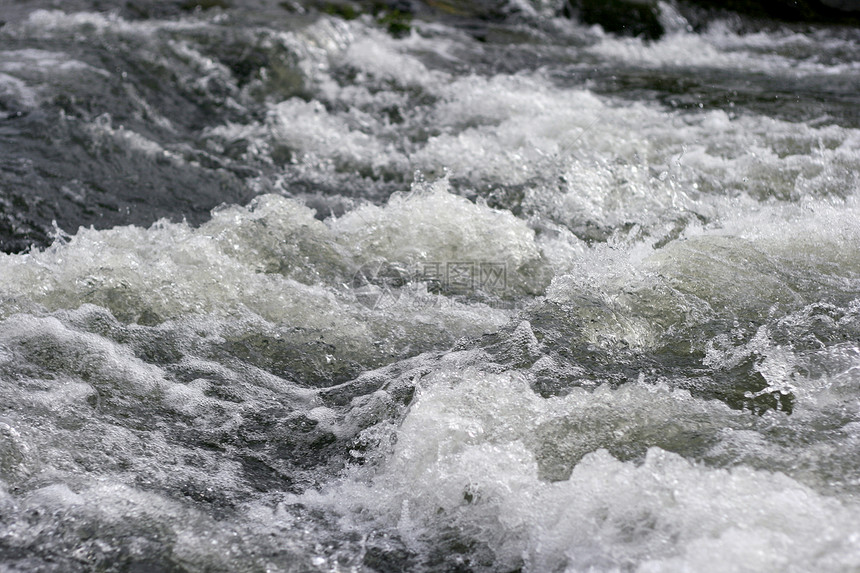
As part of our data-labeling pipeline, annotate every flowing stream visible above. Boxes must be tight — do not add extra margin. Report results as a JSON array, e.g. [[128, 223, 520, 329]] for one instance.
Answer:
[[1, 1, 860, 571]]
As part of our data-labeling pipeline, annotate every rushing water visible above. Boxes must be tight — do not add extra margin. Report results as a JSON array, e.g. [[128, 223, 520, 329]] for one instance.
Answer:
[[1, 0, 860, 571]]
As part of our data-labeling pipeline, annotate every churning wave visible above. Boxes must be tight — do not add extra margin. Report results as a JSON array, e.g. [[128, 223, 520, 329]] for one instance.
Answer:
[[1, 1, 860, 571]]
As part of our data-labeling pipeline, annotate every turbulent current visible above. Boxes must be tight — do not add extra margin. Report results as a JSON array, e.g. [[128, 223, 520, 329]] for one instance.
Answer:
[[1, 0, 860, 571]]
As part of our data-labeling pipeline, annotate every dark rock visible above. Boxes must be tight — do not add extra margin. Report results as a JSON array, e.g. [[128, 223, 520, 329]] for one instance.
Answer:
[[678, 0, 860, 25], [563, 0, 860, 39], [819, 0, 860, 10], [566, 0, 664, 39]]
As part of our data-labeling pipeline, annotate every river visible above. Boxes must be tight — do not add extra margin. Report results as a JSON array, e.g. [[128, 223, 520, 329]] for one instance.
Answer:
[[1, 0, 860, 570]]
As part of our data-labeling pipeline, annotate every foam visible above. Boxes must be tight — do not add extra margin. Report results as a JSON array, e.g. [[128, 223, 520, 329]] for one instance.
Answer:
[[0, 186, 519, 377], [589, 18, 860, 75], [209, 32, 860, 238], [330, 177, 547, 294], [0, 49, 108, 75], [18, 9, 208, 36], [541, 194, 860, 350], [303, 367, 860, 571], [343, 29, 445, 87], [0, 49, 110, 112], [0, 72, 38, 113], [266, 98, 408, 173]]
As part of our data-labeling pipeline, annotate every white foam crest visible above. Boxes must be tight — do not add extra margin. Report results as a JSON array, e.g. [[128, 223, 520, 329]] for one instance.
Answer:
[[0, 313, 206, 413], [84, 113, 182, 162], [707, 194, 860, 259], [0, 190, 518, 373], [2, 481, 287, 570], [267, 98, 408, 172], [299, 367, 860, 571], [702, 21, 860, 69], [0, 49, 111, 112], [590, 31, 775, 71], [589, 20, 860, 75], [0, 198, 363, 326], [647, 196, 860, 302], [0, 72, 38, 112], [544, 195, 860, 348], [0, 49, 109, 77], [18, 9, 210, 37], [703, 303, 860, 420], [255, 46, 860, 233], [342, 27, 447, 87], [276, 16, 354, 93], [330, 177, 548, 294]]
